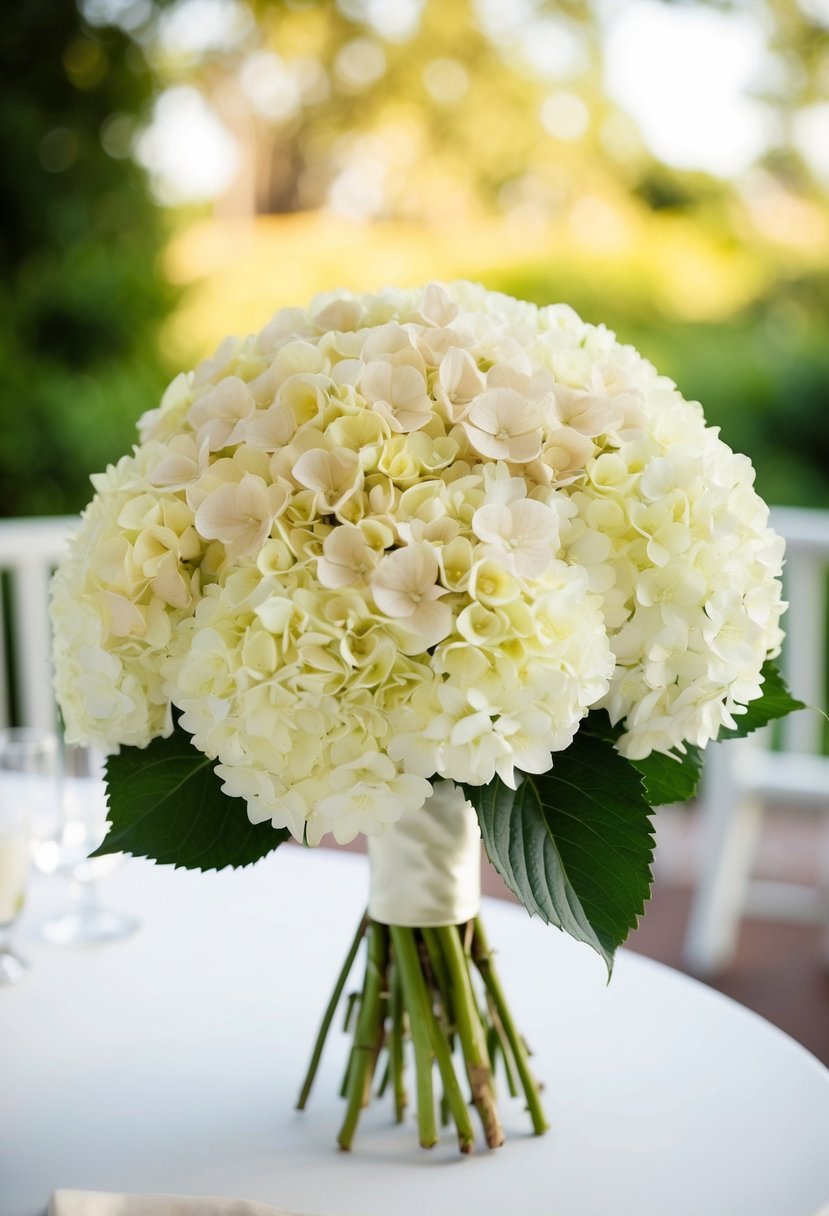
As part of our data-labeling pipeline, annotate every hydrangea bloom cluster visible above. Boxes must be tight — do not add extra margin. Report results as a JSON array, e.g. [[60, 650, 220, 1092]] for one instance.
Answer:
[[51, 282, 785, 843]]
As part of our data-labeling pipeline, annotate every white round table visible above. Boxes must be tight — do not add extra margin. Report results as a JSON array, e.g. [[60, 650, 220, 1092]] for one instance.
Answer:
[[2, 848, 828, 1216]]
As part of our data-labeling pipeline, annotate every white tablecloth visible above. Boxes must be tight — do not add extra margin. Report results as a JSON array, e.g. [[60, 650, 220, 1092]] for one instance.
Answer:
[[2, 847, 828, 1216]]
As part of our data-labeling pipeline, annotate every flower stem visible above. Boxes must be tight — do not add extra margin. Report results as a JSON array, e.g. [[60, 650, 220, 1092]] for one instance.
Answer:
[[299, 911, 545, 1153], [388, 959, 407, 1123], [389, 926, 440, 1149], [297, 913, 368, 1111], [421, 927, 455, 1035], [375, 1058, 390, 1098], [396, 929, 474, 1147], [435, 925, 505, 1149], [488, 1013, 519, 1098], [338, 921, 388, 1151], [471, 918, 548, 1136]]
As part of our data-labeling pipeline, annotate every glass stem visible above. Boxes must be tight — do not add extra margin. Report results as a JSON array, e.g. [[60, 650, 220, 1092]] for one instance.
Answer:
[[71, 875, 98, 914]]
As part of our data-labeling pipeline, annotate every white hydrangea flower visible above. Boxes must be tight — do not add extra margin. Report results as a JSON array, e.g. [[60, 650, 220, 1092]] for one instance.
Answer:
[[51, 280, 785, 846], [471, 499, 560, 579]]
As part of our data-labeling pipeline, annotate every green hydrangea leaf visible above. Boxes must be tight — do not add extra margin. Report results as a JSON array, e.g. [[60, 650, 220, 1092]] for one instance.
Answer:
[[717, 659, 805, 741], [629, 745, 704, 805], [465, 734, 654, 975], [93, 724, 289, 870], [582, 709, 703, 805]]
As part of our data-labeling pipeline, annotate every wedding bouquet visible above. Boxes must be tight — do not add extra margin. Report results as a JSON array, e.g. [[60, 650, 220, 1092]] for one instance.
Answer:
[[51, 281, 798, 1153]]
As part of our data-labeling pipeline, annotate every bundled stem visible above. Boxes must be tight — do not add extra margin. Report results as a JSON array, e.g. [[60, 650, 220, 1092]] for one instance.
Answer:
[[470, 918, 549, 1136], [338, 920, 388, 1149], [297, 914, 368, 1112], [435, 924, 504, 1148], [388, 960, 407, 1122], [389, 925, 438, 1148], [298, 913, 548, 1153]]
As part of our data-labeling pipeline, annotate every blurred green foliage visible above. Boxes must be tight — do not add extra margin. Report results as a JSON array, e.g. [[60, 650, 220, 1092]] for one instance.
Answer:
[[0, 1, 175, 517], [1, 0, 827, 518]]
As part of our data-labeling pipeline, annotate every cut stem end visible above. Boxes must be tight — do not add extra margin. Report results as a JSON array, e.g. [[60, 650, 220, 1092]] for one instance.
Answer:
[[299, 913, 548, 1154]]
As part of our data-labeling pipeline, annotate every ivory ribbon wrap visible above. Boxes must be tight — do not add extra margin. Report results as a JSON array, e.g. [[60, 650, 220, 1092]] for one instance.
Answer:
[[367, 780, 481, 927]]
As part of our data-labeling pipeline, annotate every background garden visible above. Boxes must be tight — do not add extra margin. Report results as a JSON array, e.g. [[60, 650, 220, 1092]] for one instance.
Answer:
[[3, 0, 828, 518]]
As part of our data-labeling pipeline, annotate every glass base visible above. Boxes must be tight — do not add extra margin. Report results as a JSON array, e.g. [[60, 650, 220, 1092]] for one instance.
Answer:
[[0, 947, 29, 985], [40, 907, 139, 947]]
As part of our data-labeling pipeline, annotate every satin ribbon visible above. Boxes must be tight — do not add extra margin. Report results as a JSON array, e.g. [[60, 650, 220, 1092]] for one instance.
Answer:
[[367, 780, 481, 927]]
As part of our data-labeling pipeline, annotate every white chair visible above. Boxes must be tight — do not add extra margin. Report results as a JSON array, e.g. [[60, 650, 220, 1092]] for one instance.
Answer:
[[0, 516, 80, 732], [684, 506, 829, 974]]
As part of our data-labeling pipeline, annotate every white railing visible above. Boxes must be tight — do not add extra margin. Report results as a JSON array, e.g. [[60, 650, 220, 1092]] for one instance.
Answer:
[[684, 506, 829, 974], [0, 516, 79, 731]]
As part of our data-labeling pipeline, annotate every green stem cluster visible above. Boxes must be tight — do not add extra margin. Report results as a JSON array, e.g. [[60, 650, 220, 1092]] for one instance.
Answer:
[[298, 914, 547, 1153]]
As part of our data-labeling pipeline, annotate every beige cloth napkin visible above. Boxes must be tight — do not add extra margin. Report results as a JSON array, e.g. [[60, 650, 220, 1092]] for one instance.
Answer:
[[49, 1193, 300, 1216]]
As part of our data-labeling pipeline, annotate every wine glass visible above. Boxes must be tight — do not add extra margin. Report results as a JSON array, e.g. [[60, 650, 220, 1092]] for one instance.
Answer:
[[36, 743, 139, 947], [0, 728, 59, 984]]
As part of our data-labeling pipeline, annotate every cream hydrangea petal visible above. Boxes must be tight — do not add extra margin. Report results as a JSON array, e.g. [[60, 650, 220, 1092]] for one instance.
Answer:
[[405, 598, 453, 650], [386, 730, 441, 777], [464, 424, 542, 464], [317, 525, 378, 588], [138, 372, 193, 444], [244, 403, 299, 451], [195, 473, 286, 558], [148, 435, 210, 491], [472, 499, 559, 578], [371, 543, 441, 618], [361, 362, 432, 433], [463, 389, 543, 463], [292, 447, 364, 514], [435, 348, 486, 422], [188, 376, 256, 451], [551, 384, 626, 437]]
